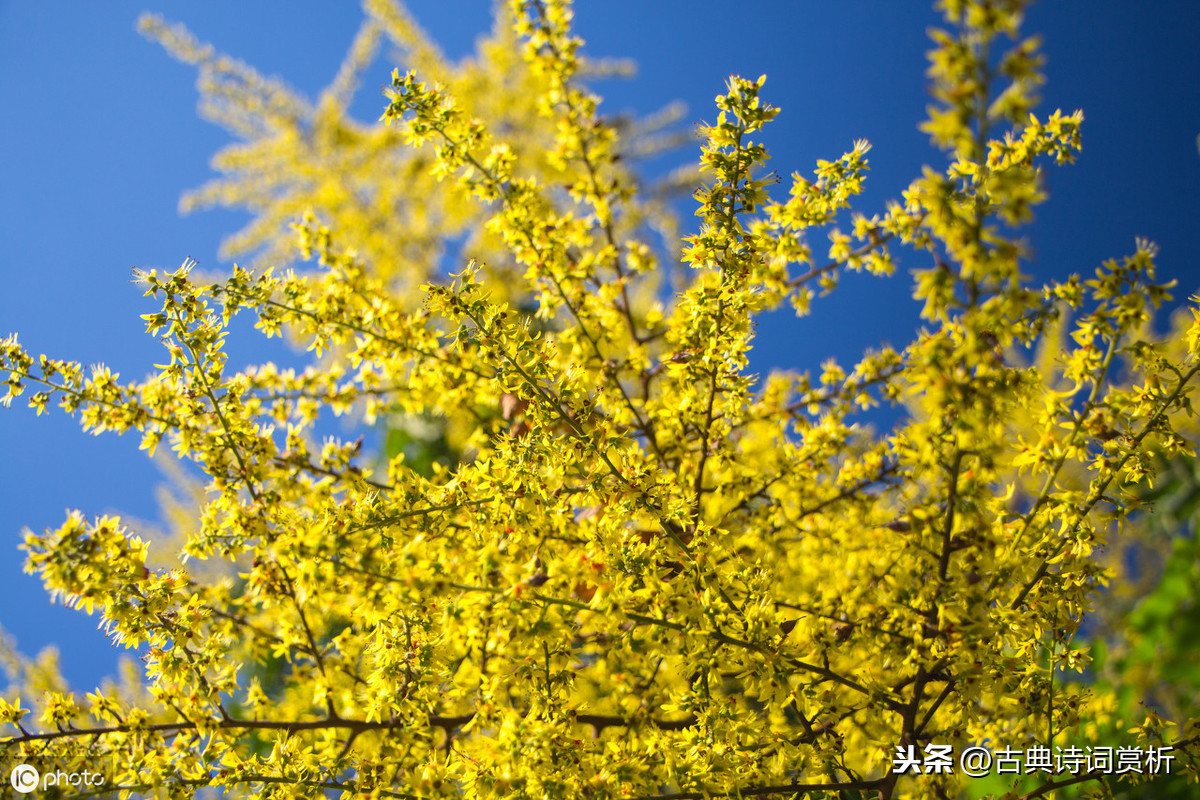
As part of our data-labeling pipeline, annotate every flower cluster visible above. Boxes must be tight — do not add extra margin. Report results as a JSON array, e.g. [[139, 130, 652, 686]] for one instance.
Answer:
[[2, 1, 1198, 798]]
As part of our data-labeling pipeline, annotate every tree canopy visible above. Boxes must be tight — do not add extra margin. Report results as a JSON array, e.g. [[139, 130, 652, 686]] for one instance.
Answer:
[[2, 1, 1199, 798]]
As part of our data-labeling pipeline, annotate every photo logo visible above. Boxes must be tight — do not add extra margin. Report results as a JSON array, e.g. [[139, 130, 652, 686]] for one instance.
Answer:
[[10, 764, 39, 794]]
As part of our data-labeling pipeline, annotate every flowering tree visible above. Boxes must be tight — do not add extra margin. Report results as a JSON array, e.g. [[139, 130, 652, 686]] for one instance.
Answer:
[[2, 1, 1199, 798]]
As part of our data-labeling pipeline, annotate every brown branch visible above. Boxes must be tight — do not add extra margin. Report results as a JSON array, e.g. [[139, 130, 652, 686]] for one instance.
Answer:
[[784, 362, 906, 415], [915, 679, 956, 736], [104, 774, 419, 800], [574, 713, 696, 733], [271, 454, 395, 491], [937, 450, 964, 583], [632, 776, 889, 800], [8, 706, 711, 747], [792, 459, 901, 521], [8, 711, 473, 744], [1017, 769, 1107, 800], [785, 231, 898, 289]]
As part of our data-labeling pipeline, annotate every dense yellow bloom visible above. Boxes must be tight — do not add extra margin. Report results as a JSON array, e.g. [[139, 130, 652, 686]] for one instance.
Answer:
[[2, 1, 1198, 798]]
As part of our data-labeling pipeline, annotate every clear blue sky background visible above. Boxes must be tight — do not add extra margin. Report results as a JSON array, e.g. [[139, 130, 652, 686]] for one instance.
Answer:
[[1, 2, 1198, 692]]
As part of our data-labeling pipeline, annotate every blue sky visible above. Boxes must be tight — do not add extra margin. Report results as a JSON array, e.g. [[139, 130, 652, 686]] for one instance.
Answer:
[[1, 2, 1198, 692]]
